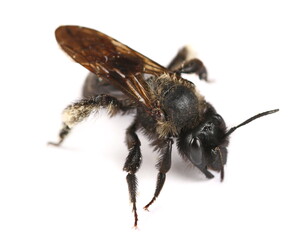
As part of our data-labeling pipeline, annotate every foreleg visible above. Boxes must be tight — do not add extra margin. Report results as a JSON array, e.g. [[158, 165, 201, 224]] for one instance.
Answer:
[[144, 138, 173, 210]]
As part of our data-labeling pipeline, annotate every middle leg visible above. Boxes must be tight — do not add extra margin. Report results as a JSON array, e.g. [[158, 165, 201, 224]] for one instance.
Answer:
[[123, 121, 142, 228], [167, 46, 208, 81]]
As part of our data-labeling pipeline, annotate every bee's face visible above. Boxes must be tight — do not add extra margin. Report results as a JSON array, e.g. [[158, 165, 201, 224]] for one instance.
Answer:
[[177, 108, 228, 178]]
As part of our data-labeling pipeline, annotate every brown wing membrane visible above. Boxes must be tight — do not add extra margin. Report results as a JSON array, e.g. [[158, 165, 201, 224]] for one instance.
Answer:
[[55, 25, 169, 111]]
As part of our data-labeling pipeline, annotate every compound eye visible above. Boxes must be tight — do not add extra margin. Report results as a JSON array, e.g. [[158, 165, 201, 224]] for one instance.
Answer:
[[214, 114, 222, 122], [189, 137, 202, 165]]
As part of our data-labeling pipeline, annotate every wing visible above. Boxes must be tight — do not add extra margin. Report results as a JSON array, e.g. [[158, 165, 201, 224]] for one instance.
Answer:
[[55, 25, 170, 112]]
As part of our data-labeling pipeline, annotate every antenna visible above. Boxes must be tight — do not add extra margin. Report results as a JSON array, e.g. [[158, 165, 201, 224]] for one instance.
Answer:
[[225, 109, 279, 137]]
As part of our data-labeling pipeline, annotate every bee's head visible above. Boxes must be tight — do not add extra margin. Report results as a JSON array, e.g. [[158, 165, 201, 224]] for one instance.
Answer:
[[177, 105, 228, 180], [177, 105, 278, 181]]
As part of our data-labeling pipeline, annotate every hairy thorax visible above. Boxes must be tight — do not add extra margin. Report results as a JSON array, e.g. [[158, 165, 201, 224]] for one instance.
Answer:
[[138, 74, 204, 138], [161, 84, 199, 130]]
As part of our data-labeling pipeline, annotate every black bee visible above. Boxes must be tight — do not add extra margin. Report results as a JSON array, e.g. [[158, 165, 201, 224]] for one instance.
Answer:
[[49, 25, 278, 227]]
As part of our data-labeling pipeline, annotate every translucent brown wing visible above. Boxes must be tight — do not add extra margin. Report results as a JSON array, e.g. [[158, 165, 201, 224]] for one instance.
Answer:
[[55, 25, 170, 111]]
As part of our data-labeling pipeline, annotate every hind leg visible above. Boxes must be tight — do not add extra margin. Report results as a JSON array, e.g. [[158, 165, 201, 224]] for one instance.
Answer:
[[48, 94, 126, 146]]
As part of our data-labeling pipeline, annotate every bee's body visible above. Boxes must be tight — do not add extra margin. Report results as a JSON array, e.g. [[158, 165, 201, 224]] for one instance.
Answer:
[[50, 25, 278, 227]]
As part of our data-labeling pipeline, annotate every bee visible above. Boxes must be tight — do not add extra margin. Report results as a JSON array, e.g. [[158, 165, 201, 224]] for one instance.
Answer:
[[49, 25, 278, 227]]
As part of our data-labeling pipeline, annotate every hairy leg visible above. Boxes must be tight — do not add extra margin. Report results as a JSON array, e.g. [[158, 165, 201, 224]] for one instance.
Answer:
[[123, 121, 142, 227], [49, 94, 126, 146]]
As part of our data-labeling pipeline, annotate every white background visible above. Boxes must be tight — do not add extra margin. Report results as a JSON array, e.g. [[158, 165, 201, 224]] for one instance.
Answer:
[[1, 0, 305, 239]]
